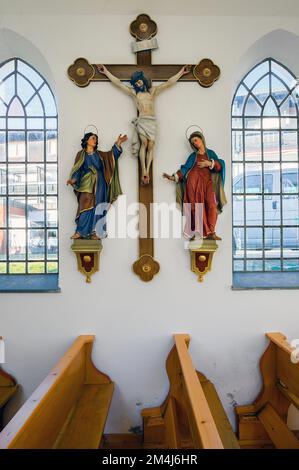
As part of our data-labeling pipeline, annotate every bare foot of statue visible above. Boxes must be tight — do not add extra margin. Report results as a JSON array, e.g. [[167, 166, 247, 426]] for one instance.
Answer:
[[90, 232, 100, 240], [71, 232, 81, 239], [206, 232, 222, 241]]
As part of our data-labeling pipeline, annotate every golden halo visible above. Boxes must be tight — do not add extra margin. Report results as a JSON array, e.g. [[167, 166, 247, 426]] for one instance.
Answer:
[[84, 124, 99, 136], [185, 125, 204, 141]]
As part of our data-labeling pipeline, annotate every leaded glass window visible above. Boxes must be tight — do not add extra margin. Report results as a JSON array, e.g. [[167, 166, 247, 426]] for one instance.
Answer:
[[232, 58, 299, 288], [0, 58, 58, 291]]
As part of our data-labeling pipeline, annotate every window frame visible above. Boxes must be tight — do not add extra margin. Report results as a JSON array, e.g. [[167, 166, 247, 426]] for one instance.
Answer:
[[232, 58, 299, 289], [0, 58, 59, 292]]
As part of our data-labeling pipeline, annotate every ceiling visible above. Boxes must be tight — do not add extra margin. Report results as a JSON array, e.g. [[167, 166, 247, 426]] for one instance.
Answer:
[[0, 0, 299, 16]]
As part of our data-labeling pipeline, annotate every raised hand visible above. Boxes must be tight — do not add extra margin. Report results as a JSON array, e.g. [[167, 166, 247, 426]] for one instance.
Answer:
[[96, 64, 108, 75], [180, 65, 191, 76], [162, 173, 175, 181], [116, 134, 128, 147]]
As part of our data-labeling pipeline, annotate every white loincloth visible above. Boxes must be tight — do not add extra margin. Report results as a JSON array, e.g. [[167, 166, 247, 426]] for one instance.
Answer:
[[131, 116, 157, 158]]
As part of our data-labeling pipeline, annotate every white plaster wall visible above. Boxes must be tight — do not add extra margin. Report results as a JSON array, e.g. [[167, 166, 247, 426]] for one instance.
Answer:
[[0, 4, 299, 433]]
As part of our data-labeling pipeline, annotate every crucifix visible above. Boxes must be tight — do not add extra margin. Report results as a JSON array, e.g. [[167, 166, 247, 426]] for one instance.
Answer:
[[68, 14, 220, 282]]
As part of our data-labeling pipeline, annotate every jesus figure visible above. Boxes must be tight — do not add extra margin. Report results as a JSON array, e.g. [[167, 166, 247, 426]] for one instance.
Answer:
[[97, 64, 189, 185]]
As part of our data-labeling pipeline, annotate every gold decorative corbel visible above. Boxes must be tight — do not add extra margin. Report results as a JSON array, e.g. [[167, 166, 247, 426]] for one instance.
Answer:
[[71, 239, 102, 283], [189, 239, 218, 282]]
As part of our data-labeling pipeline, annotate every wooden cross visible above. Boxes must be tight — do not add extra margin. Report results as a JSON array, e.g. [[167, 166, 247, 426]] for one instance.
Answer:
[[67, 13, 220, 282]]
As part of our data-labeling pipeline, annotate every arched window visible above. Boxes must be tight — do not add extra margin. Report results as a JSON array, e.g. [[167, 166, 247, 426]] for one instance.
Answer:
[[0, 58, 58, 291], [232, 58, 299, 288]]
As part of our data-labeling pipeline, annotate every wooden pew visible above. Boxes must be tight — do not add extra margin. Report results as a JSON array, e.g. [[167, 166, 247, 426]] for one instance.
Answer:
[[0, 368, 18, 430], [236, 332, 299, 449], [142, 334, 240, 449], [0, 335, 114, 449]]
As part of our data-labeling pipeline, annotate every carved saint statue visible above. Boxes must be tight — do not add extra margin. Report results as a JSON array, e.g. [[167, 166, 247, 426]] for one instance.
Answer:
[[97, 64, 190, 185], [163, 131, 227, 240], [67, 131, 127, 240]]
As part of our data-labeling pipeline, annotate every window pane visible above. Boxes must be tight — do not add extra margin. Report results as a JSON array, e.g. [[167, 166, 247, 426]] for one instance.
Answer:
[[9, 229, 26, 260], [8, 197, 26, 227], [262, 117, 279, 129], [26, 95, 44, 116], [0, 75, 15, 105], [251, 75, 269, 104], [233, 260, 244, 271], [246, 260, 263, 271], [265, 260, 281, 271], [39, 84, 57, 116], [280, 96, 297, 117], [27, 164, 44, 195], [246, 196, 262, 225], [233, 227, 244, 257], [47, 261, 58, 273], [281, 118, 297, 129], [16, 74, 35, 104], [47, 229, 58, 259], [244, 61, 269, 89], [264, 163, 279, 193], [8, 132, 25, 162], [27, 118, 44, 129], [8, 165, 25, 195], [264, 197, 281, 225], [283, 227, 299, 252], [9, 262, 26, 274], [0, 262, 7, 273], [8, 97, 24, 117], [46, 196, 57, 227], [283, 259, 299, 271], [27, 197, 44, 227], [244, 95, 261, 116], [0, 165, 7, 194], [46, 164, 57, 194], [263, 131, 280, 161], [265, 227, 281, 256], [7, 118, 25, 129], [233, 195, 244, 225], [0, 60, 15, 83], [0, 132, 5, 162], [271, 76, 288, 105], [0, 197, 6, 227], [244, 118, 261, 129], [246, 228, 263, 254], [28, 228, 45, 260], [282, 195, 298, 225], [263, 97, 278, 116], [17, 60, 43, 89], [282, 131, 298, 161], [46, 131, 57, 162], [0, 229, 6, 260], [245, 163, 262, 193], [28, 132, 44, 162], [46, 118, 57, 129], [271, 61, 294, 87], [232, 85, 247, 115], [28, 262, 45, 273], [244, 131, 261, 160], [0, 100, 6, 116], [282, 164, 298, 193]]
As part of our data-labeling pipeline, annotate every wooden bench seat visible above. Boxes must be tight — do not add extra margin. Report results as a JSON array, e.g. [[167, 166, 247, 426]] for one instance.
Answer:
[[0, 335, 113, 449], [142, 334, 240, 449], [0, 368, 18, 430], [236, 332, 299, 449]]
